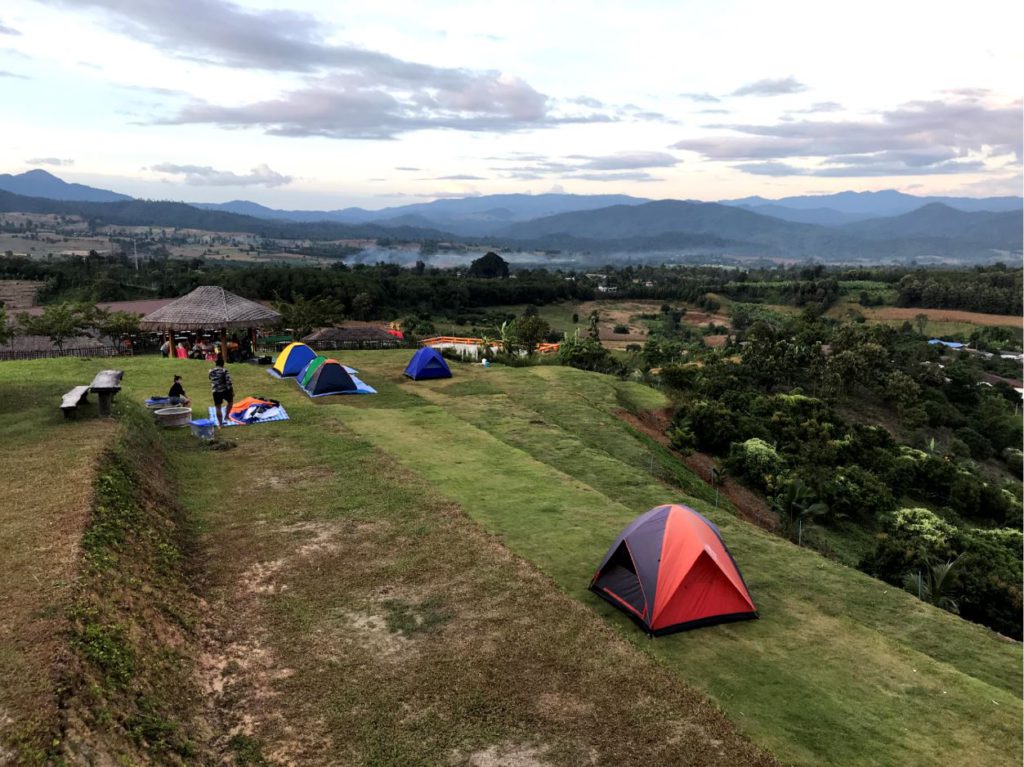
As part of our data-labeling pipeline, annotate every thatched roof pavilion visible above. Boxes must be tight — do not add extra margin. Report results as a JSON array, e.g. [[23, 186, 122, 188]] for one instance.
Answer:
[[303, 325, 399, 347], [139, 286, 280, 331], [140, 286, 281, 362]]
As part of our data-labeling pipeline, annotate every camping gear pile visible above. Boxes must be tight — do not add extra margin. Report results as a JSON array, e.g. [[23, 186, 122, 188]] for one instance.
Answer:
[[210, 396, 290, 426]]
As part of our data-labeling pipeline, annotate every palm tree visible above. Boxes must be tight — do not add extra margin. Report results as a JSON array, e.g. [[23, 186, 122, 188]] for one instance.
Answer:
[[710, 465, 727, 509], [477, 334, 495, 360], [906, 556, 961, 613], [499, 320, 515, 354], [771, 481, 828, 545]]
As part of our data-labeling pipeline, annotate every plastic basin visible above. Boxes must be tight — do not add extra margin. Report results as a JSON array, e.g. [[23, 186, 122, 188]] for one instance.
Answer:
[[153, 406, 192, 428]]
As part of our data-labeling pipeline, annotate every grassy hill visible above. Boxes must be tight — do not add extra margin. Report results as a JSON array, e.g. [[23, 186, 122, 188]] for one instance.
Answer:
[[1, 353, 1020, 765]]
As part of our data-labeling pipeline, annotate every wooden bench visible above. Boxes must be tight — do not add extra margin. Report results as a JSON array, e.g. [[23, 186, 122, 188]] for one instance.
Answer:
[[60, 385, 91, 419], [60, 370, 124, 419], [90, 369, 124, 416]]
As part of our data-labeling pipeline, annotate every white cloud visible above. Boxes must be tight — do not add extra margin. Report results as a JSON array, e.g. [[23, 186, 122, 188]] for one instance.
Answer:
[[731, 76, 807, 97], [26, 157, 74, 166], [149, 162, 293, 187], [674, 95, 1022, 177]]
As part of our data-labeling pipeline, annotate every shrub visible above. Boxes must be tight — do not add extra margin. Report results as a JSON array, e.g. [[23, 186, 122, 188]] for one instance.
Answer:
[[1002, 447, 1023, 475], [659, 364, 699, 392], [818, 465, 895, 519], [725, 438, 785, 492], [672, 399, 740, 455], [954, 427, 993, 461], [955, 527, 1023, 639], [863, 507, 957, 583], [556, 331, 625, 376], [612, 323, 630, 334]]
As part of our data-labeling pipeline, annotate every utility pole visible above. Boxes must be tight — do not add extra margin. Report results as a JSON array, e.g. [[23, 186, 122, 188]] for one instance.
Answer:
[[133, 238, 139, 272]]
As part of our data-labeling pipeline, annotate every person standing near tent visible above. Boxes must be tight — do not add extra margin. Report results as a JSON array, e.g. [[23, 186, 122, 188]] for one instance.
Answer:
[[209, 357, 234, 427]]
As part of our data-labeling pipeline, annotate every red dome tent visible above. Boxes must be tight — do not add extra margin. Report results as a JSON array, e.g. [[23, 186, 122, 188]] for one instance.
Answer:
[[590, 504, 757, 635]]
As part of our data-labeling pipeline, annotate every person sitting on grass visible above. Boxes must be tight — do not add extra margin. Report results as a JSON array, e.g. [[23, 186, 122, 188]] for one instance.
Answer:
[[168, 374, 191, 406], [209, 357, 234, 427]]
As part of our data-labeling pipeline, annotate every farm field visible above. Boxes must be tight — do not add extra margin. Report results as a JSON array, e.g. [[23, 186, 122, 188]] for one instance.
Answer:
[[849, 305, 1023, 329], [440, 300, 728, 350], [0, 353, 1020, 766]]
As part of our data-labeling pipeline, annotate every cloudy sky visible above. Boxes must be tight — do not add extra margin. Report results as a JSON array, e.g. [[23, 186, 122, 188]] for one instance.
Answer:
[[1, 0, 1021, 208]]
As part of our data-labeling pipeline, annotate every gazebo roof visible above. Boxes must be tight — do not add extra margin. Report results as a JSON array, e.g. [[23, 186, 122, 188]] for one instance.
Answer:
[[139, 286, 281, 331]]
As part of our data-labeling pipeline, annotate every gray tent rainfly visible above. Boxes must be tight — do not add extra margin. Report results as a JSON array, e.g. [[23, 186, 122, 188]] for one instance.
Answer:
[[139, 286, 281, 361]]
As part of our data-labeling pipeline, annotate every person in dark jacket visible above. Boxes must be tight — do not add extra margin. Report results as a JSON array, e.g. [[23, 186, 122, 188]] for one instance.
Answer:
[[209, 357, 234, 426], [168, 374, 191, 405]]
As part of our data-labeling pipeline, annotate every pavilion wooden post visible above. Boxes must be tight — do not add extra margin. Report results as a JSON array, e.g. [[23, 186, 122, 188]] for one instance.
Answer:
[[167, 328, 174, 361], [250, 327, 258, 358], [220, 327, 229, 365]]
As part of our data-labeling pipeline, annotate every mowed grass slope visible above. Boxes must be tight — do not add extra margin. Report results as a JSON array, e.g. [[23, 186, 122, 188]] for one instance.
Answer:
[[325, 352, 1021, 767], [1, 356, 774, 766], [0, 363, 116, 760], [2, 354, 1019, 766]]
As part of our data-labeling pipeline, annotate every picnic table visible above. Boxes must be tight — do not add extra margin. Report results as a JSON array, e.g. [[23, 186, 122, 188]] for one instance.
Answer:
[[90, 370, 123, 416], [60, 369, 124, 419]]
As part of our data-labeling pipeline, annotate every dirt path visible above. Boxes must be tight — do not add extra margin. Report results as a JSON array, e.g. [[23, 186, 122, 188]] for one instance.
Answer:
[[615, 408, 778, 533]]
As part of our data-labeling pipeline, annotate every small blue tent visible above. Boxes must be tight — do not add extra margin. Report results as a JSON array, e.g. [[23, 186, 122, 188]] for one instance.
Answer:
[[404, 347, 452, 380]]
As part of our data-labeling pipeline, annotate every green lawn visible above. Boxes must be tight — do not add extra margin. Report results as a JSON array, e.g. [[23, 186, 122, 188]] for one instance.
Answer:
[[0, 362, 117, 760], [327, 352, 1021, 767], [1, 354, 772, 766], [1, 353, 1020, 766]]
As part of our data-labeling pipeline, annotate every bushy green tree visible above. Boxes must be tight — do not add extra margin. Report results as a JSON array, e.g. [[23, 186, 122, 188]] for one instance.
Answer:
[[467, 251, 509, 279], [0, 306, 12, 346], [507, 315, 550, 355], [557, 330, 623, 374], [770, 480, 828, 544], [816, 465, 895, 520], [865, 507, 958, 583], [96, 310, 140, 353], [725, 438, 785, 492], [351, 291, 374, 320], [17, 302, 93, 353], [273, 295, 345, 338], [956, 528, 1023, 638]]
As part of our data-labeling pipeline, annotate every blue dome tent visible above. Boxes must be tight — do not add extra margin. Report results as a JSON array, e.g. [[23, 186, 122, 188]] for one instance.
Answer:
[[404, 347, 453, 380]]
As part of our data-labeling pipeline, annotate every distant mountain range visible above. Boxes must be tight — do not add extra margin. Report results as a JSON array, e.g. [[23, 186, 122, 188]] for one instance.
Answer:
[[721, 189, 1023, 227], [489, 200, 1021, 257], [0, 169, 132, 203], [192, 193, 650, 236], [0, 170, 1020, 262]]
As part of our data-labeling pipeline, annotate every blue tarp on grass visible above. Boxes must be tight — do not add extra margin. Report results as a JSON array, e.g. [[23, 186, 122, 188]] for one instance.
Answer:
[[209, 403, 290, 426]]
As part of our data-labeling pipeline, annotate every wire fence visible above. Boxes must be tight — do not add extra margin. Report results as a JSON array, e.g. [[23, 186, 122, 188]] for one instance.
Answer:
[[0, 345, 123, 362]]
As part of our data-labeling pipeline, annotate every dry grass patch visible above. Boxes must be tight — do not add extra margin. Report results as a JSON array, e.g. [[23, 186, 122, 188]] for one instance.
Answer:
[[854, 306, 1022, 327]]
